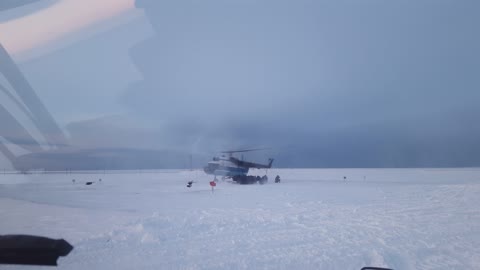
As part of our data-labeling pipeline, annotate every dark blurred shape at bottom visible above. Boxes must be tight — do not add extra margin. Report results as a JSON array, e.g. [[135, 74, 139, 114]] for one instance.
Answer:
[[0, 235, 73, 266]]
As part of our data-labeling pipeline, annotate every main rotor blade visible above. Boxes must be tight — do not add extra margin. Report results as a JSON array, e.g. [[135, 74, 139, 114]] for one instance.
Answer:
[[220, 148, 270, 154]]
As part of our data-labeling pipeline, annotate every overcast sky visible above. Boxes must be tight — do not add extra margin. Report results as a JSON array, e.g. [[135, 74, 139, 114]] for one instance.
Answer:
[[1, 0, 480, 169]]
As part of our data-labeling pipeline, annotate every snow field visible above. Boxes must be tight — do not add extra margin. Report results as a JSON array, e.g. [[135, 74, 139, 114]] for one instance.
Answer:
[[1, 168, 480, 269]]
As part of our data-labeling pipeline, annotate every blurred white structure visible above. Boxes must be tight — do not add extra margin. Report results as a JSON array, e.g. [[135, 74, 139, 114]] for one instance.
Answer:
[[0, 43, 65, 170]]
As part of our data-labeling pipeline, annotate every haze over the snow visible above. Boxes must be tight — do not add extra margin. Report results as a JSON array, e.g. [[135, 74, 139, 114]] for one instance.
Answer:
[[1, 0, 479, 170]]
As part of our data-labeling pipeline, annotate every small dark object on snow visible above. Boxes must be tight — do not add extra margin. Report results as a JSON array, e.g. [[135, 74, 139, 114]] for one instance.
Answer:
[[275, 175, 281, 183], [0, 235, 73, 266], [98, 179, 102, 182], [85, 182, 93, 185], [187, 181, 193, 188]]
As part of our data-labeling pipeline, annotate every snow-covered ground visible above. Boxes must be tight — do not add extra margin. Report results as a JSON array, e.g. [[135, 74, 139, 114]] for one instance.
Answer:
[[1, 169, 480, 270]]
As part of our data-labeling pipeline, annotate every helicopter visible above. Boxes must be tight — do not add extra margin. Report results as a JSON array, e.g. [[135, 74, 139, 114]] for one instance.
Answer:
[[203, 149, 274, 185]]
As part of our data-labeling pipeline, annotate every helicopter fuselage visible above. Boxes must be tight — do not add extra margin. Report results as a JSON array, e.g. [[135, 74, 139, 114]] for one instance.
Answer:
[[204, 158, 249, 177]]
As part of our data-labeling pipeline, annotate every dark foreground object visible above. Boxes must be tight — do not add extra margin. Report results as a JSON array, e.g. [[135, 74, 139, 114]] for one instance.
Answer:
[[0, 235, 73, 266]]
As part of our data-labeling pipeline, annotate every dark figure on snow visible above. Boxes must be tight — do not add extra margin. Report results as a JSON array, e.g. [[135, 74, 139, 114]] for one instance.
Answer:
[[187, 181, 193, 188], [275, 175, 281, 183]]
